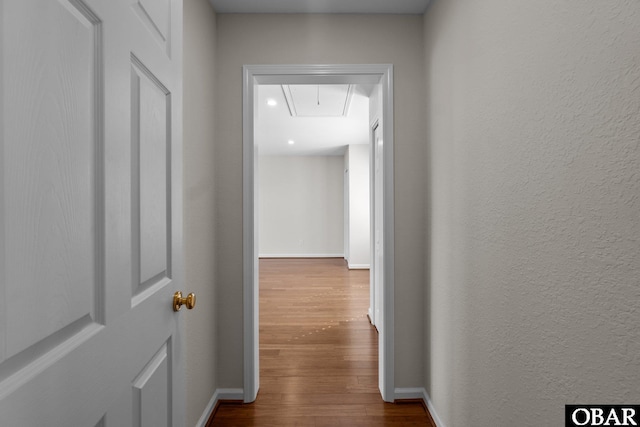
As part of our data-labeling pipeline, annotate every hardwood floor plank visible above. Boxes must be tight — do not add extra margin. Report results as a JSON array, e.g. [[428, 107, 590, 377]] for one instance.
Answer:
[[214, 404, 370, 418], [210, 258, 434, 426], [314, 416, 436, 427], [279, 392, 382, 405]]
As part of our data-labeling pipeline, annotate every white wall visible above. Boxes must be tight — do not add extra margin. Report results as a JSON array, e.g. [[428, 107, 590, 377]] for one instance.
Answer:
[[258, 156, 344, 257], [215, 14, 426, 389], [183, 0, 217, 425], [368, 83, 383, 326], [344, 150, 350, 263], [344, 145, 370, 268], [424, 0, 640, 425]]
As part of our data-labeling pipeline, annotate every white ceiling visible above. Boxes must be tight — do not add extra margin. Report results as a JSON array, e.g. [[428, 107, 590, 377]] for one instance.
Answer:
[[209, 0, 430, 14], [257, 85, 370, 156]]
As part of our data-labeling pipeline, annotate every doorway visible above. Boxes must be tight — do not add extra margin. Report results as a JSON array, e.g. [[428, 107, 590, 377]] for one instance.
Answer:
[[242, 64, 395, 403]]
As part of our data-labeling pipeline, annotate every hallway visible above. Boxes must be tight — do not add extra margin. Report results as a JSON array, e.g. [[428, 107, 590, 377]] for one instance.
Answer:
[[210, 258, 434, 426]]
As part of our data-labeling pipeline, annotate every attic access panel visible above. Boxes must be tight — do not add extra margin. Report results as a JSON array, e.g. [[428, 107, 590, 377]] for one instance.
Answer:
[[282, 84, 354, 117]]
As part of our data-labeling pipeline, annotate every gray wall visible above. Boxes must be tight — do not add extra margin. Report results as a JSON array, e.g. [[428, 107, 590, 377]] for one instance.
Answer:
[[215, 14, 427, 389], [183, 0, 217, 425], [259, 156, 344, 257], [423, 0, 640, 425]]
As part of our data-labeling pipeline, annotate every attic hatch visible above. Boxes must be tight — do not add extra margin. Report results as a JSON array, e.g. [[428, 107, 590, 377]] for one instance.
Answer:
[[281, 84, 354, 117]]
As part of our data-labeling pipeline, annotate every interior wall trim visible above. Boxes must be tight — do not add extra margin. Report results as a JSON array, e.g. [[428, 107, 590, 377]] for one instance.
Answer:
[[243, 63, 395, 403], [195, 388, 244, 427], [347, 263, 370, 270], [394, 387, 446, 427]]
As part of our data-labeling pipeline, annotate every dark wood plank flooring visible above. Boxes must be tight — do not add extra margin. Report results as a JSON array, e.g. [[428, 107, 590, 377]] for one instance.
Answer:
[[209, 258, 435, 426]]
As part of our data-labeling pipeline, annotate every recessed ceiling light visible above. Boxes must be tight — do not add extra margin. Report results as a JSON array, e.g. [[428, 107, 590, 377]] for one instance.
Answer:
[[288, 140, 295, 145], [267, 99, 277, 107]]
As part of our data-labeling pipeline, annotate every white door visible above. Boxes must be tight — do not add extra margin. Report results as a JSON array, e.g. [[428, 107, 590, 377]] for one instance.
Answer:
[[0, 0, 185, 425], [344, 166, 350, 264], [371, 122, 383, 328]]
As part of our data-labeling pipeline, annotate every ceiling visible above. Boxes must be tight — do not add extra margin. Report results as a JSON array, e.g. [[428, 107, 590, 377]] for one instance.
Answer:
[[209, 0, 430, 14], [257, 85, 370, 156], [282, 84, 354, 117]]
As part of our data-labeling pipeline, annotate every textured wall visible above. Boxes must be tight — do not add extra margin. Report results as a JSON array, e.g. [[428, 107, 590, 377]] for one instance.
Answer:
[[424, 0, 640, 425], [183, 0, 218, 425], [215, 14, 426, 389], [259, 156, 345, 257]]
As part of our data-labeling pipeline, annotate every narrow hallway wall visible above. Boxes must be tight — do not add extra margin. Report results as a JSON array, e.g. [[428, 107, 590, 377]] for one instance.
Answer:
[[184, 0, 218, 424], [424, 1, 640, 425]]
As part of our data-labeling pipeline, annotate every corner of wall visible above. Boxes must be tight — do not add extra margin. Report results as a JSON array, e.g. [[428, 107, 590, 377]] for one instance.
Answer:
[[184, 0, 218, 426], [194, 388, 244, 427], [421, 0, 433, 409], [394, 388, 446, 427]]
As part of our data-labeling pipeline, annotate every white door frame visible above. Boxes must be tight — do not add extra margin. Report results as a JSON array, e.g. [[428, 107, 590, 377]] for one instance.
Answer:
[[242, 64, 395, 403], [370, 119, 381, 329]]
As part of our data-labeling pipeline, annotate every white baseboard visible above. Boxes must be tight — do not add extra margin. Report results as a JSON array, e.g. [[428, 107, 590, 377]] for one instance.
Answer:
[[259, 254, 344, 258], [422, 389, 446, 427], [394, 387, 446, 427], [194, 388, 244, 427], [394, 387, 425, 400], [347, 263, 370, 270]]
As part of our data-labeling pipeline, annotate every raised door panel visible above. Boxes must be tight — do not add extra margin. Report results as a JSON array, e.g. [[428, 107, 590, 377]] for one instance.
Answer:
[[131, 56, 171, 304], [132, 341, 171, 427], [1, 0, 103, 368], [132, 0, 171, 55]]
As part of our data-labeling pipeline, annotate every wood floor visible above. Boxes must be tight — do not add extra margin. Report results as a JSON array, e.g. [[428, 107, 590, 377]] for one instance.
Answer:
[[209, 258, 435, 426]]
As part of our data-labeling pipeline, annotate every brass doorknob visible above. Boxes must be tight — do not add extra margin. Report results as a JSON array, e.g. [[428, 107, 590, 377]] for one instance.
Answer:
[[173, 291, 196, 312]]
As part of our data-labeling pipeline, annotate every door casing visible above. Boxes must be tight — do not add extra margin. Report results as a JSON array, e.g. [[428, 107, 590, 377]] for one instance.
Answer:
[[242, 64, 395, 402]]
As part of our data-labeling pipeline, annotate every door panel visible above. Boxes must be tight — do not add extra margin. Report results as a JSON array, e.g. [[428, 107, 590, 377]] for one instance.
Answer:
[[131, 55, 171, 300], [2, 0, 103, 364], [0, 0, 184, 425], [132, 0, 171, 55], [133, 341, 171, 427]]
